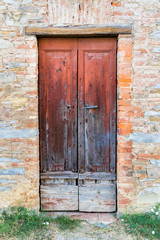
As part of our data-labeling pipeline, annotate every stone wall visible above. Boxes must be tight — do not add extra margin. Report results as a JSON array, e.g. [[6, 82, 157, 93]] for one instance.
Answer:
[[0, 0, 160, 212]]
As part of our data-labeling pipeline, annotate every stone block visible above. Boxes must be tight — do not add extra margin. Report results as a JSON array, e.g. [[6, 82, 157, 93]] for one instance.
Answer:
[[0, 157, 20, 162], [0, 187, 12, 191], [147, 166, 160, 179], [150, 31, 160, 39], [0, 129, 38, 138], [0, 168, 25, 175], [144, 111, 160, 116], [137, 187, 160, 204], [0, 178, 17, 183], [0, 39, 13, 48], [0, 72, 16, 83], [150, 160, 160, 167], [128, 133, 160, 143], [4, 62, 29, 69], [19, 5, 39, 13]]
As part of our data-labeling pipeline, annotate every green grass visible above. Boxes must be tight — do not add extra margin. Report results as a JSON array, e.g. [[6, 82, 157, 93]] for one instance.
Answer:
[[1, 204, 159, 239], [0, 206, 54, 239], [0, 206, 81, 239], [120, 203, 160, 240], [54, 215, 81, 230]]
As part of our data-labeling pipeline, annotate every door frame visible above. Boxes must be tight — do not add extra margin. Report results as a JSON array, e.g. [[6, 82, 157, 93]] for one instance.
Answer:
[[26, 25, 132, 213]]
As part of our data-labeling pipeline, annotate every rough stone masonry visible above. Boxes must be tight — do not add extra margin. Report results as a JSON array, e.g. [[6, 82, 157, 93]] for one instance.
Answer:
[[0, 0, 160, 212]]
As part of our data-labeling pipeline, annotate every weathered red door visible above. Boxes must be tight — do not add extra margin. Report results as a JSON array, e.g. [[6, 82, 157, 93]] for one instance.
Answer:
[[39, 38, 117, 212]]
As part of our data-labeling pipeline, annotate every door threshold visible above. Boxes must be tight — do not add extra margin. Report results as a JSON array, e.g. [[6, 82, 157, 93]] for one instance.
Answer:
[[45, 211, 117, 224]]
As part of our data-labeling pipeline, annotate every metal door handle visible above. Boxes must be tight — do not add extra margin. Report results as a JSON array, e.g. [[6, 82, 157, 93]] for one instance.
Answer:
[[84, 105, 99, 109]]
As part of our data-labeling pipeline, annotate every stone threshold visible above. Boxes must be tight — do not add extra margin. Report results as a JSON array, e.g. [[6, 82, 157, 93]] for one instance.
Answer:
[[46, 211, 117, 224]]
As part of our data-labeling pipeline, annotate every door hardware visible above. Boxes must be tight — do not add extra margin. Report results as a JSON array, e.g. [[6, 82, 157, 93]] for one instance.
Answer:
[[84, 105, 99, 109]]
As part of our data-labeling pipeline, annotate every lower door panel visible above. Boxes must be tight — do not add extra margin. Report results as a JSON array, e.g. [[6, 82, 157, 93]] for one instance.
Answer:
[[79, 180, 116, 212], [79, 173, 116, 212], [41, 172, 78, 211]]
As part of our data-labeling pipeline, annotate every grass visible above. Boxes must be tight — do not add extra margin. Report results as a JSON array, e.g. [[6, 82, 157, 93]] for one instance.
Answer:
[[1, 204, 160, 239], [120, 203, 160, 240], [0, 206, 81, 239], [0, 206, 54, 239], [54, 215, 81, 230]]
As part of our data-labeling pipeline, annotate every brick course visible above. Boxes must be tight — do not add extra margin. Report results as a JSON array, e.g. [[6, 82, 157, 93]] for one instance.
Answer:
[[0, 0, 160, 212]]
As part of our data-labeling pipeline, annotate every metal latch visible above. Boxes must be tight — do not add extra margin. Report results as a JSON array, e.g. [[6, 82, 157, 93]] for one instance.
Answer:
[[84, 105, 99, 109]]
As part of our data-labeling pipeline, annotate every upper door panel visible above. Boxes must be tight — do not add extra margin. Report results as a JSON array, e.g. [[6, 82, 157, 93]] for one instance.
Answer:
[[39, 38, 78, 172], [78, 38, 117, 174]]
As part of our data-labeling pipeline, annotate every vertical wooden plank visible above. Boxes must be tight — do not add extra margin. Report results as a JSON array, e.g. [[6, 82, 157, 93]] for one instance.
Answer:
[[84, 51, 110, 172], [109, 48, 117, 174], [78, 48, 85, 173], [39, 49, 48, 172]]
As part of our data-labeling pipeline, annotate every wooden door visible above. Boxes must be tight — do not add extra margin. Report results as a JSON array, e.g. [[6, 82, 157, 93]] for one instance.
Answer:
[[78, 39, 117, 211], [39, 39, 78, 211], [39, 38, 117, 212]]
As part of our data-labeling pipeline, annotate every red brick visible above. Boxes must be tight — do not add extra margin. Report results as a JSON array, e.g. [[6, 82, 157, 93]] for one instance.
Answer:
[[111, 2, 121, 7]]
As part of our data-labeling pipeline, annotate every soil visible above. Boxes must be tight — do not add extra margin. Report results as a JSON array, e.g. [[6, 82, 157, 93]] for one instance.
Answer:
[[40, 221, 142, 240], [1, 220, 146, 240]]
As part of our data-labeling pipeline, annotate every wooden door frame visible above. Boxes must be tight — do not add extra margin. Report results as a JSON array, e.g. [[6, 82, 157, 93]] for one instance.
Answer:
[[25, 25, 131, 37], [26, 25, 132, 213]]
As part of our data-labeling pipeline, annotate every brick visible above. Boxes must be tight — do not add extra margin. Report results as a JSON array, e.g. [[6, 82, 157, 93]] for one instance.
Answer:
[[138, 154, 160, 160], [119, 198, 131, 204], [111, 2, 121, 7], [118, 159, 132, 165], [113, 12, 122, 16]]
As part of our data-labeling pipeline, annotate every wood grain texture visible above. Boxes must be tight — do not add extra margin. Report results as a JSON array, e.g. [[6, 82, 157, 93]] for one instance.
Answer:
[[41, 185, 78, 211], [79, 172, 116, 180], [26, 25, 132, 36], [39, 38, 117, 212], [41, 171, 78, 179], [39, 38, 78, 172], [79, 180, 116, 212], [78, 38, 117, 174]]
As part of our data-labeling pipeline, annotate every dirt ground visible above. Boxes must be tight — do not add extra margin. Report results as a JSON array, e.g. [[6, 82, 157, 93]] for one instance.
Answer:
[[36, 221, 143, 240], [1, 220, 146, 240]]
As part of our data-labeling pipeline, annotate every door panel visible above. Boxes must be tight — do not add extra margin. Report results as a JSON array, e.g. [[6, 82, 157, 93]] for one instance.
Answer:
[[78, 38, 117, 174], [39, 38, 117, 212], [39, 39, 77, 172], [41, 175, 78, 211], [85, 51, 110, 172], [39, 39, 78, 210], [78, 38, 117, 212], [79, 181, 116, 212]]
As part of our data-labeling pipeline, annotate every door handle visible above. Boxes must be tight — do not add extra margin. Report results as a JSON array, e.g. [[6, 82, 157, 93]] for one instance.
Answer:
[[84, 105, 99, 109]]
